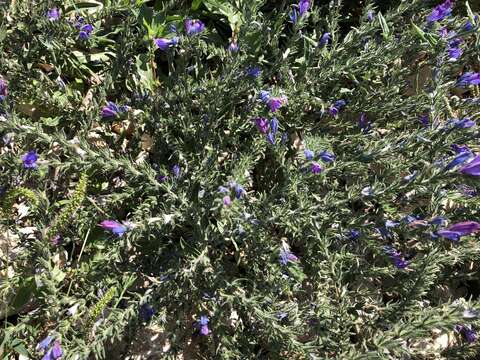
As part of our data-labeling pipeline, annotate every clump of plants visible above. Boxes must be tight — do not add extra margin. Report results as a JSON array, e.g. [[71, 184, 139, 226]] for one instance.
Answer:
[[1, 0, 480, 358]]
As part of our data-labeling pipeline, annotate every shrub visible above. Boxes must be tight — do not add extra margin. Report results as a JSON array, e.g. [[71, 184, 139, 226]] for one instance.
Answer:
[[1, 0, 480, 358]]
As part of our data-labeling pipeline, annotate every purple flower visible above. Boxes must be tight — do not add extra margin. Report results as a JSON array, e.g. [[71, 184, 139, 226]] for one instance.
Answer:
[[460, 155, 480, 176], [452, 118, 476, 129], [456, 325, 478, 343], [384, 246, 409, 269], [101, 101, 120, 118], [99, 220, 128, 236], [457, 72, 480, 87], [451, 144, 470, 154], [279, 247, 298, 265], [328, 106, 339, 117], [228, 41, 239, 52], [172, 164, 181, 178], [22, 151, 38, 169], [359, 112, 371, 132], [266, 132, 276, 145], [465, 21, 474, 31], [259, 90, 270, 103], [367, 10, 375, 22], [37, 336, 53, 351], [447, 38, 463, 61], [456, 184, 477, 197], [246, 66, 261, 78], [198, 315, 210, 335], [437, 221, 480, 241], [319, 32, 331, 47], [267, 96, 286, 112], [419, 114, 429, 127], [445, 151, 473, 170], [79, 24, 93, 40], [289, 9, 299, 24], [334, 99, 346, 108], [255, 117, 269, 134], [154, 38, 174, 50], [311, 162, 322, 174], [47, 8, 60, 21], [223, 195, 232, 206], [304, 149, 315, 160], [270, 118, 279, 136], [185, 19, 205, 36], [0, 78, 7, 101], [319, 150, 335, 163], [42, 341, 62, 360], [348, 229, 361, 240], [218, 186, 229, 194], [234, 184, 245, 199], [299, 0, 311, 17], [427, 0, 453, 23], [139, 303, 155, 322]]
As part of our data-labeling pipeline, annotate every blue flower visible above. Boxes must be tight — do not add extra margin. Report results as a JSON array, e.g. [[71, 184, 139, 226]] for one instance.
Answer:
[[172, 165, 181, 178], [419, 114, 429, 127], [101, 101, 120, 118], [47, 8, 60, 21], [0, 78, 7, 101], [78, 24, 93, 40], [198, 315, 210, 335], [259, 90, 270, 103], [447, 38, 463, 61], [266, 132, 275, 145], [304, 149, 315, 160], [359, 112, 371, 132], [299, 0, 311, 17], [270, 118, 279, 136], [139, 303, 155, 322], [234, 184, 246, 199], [319, 32, 331, 47], [319, 150, 335, 163], [384, 246, 409, 269], [445, 151, 473, 170], [22, 151, 38, 169], [36, 336, 53, 351], [367, 10, 375, 22], [184, 19, 205, 36], [289, 9, 299, 24], [228, 41, 239, 52], [154, 38, 176, 50], [279, 247, 298, 265], [427, 0, 452, 23], [246, 66, 261, 78], [347, 229, 360, 240], [99, 220, 129, 236], [41, 341, 62, 360], [457, 72, 480, 87]]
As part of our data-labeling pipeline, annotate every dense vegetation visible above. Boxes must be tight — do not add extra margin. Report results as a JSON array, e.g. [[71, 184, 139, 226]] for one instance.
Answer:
[[1, 0, 480, 358]]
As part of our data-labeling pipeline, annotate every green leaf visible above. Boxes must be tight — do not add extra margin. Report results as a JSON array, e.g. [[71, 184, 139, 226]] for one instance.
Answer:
[[377, 12, 390, 40], [10, 278, 36, 311], [192, 0, 203, 10]]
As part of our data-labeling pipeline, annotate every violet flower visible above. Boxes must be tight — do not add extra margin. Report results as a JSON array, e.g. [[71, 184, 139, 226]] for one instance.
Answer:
[[319, 150, 335, 163], [299, 0, 311, 17], [99, 220, 128, 236], [270, 118, 279, 136], [0, 78, 7, 101], [36, 336, 53, 351], [447, 38, 463, 61], [457, 72, 480, 87], [154, 38, 176, 50], [78, 24, 93, 40], [246, 66, 261, 78], [427, 0, 453, 23], [367, 10, 375, 22], [419, 114, 429, 127], [101, 101, 120, 118], [437, 221, 480, 241], [319, 32, 331, 47], [304, 149, 314, 160], [384, 246, 409, 269], [267, 96, 286, 112], [259, 90, 270, 103], [289, 9, 299, 24], [460, 155, 480, 176], [47, 8, 60, 21], [185, 19, 205, 36], [456, 325, 478, 343], [41, 341, 62, 360], [279, 247, 298, 265], [255, 117, 269, 134], [311, 162, 322, 174], [234, 184, 246, 199], [223, 195, 232, 206], [198, 315, 210, 335], [139, 303, 155, 322], [172, 164, 181, 178], [22, 151, 38, 169], [228, 41, 239, 52]]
